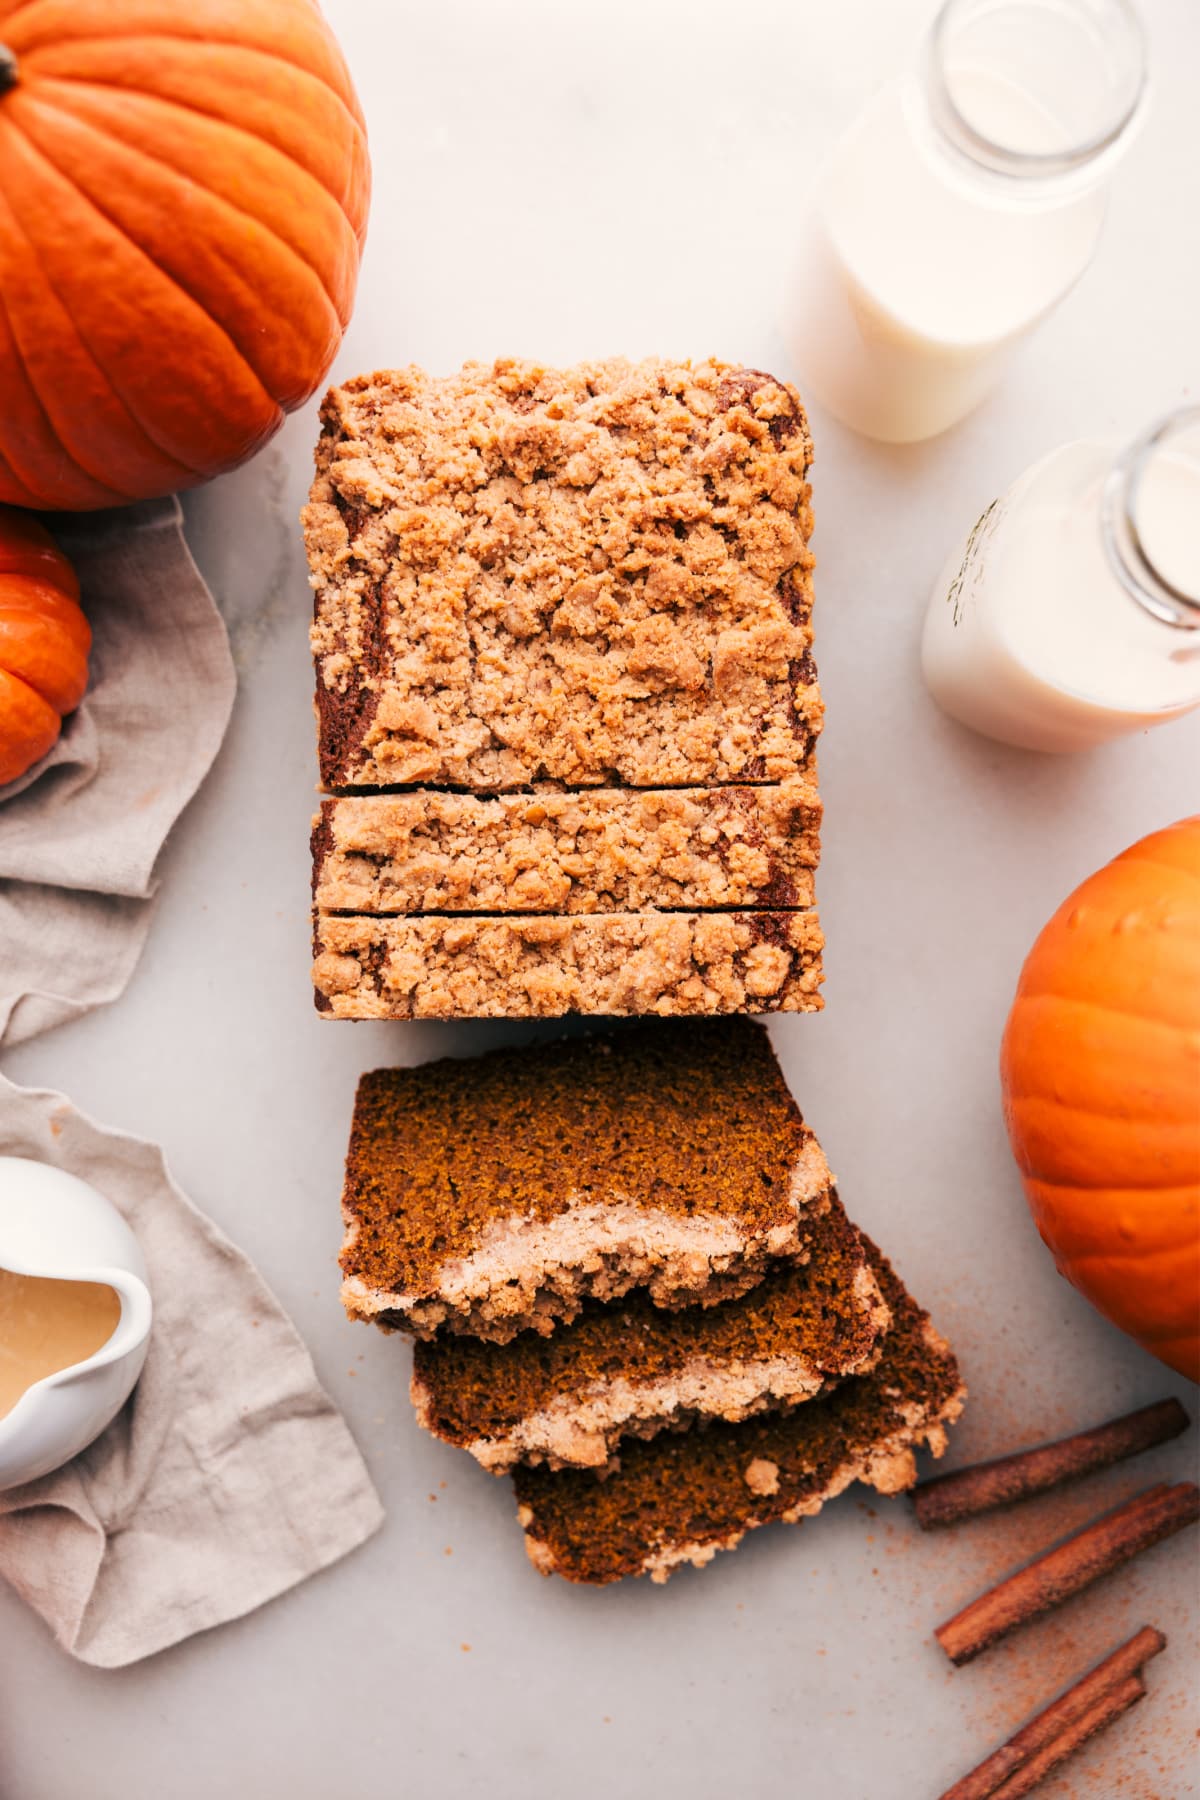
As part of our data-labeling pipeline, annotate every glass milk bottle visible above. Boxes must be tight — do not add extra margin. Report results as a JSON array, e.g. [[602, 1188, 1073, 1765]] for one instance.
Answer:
[[789, 0, 1148, 443], [921, 408, 1200, 751]]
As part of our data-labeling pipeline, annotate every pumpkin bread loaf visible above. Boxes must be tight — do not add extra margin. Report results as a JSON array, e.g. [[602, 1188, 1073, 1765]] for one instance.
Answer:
[[339, 1019, 834, 1342], [306, 356, 823, 1020], [411, 1193, 889, 1473], [512, 1240, 965, 1584]]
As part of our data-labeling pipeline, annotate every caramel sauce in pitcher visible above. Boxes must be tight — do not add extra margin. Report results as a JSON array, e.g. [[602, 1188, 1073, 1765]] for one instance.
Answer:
[[0, 1267, 120, 1419]]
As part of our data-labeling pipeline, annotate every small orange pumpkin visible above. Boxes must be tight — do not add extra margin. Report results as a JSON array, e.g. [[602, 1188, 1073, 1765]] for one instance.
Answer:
[[1001, 818, 1200, 1382], [0, 505, 91, 784], [0, 0, 370, 510]]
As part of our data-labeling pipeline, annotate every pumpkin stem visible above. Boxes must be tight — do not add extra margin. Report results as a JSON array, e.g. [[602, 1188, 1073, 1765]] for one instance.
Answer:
[[0, 46, 17, 95]]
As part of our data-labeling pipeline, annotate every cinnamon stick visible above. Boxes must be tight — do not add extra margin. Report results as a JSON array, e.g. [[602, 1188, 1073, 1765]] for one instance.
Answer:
[[914, 1398, 1190, 1530], [935, 1482, 1199, 1665], [987, 1677, 1145, 1799], [938, 1625, 1166, 1800]]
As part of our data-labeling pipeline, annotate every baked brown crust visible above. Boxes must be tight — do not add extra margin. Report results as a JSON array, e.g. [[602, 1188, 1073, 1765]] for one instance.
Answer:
[[305, 357, 819, 792], [339, 1020, 835, 1340], [314, 908, 823, 1019], [410, 1195, 889, 1472], [313, 776, 820, 915], [512, 1240, 965, 1583]]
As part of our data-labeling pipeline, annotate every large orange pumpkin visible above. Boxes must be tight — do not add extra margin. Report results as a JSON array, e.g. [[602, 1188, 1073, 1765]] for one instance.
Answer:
[[0, 0, 370, 510], [0, 505, 91, 783], [1001, 818, 1200, 1381]]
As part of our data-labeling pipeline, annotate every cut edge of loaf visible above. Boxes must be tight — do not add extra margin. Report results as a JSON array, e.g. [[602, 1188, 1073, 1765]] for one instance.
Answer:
[[341, 1149, 835, 1344], [410, 1260, 890, 1473], [519, 1321, 966, 1583]]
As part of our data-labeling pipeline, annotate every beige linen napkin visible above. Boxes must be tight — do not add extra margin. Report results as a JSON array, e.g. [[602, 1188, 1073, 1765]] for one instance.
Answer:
[[0, 1074, 384, 1667], [0, 497, 235, 1047]]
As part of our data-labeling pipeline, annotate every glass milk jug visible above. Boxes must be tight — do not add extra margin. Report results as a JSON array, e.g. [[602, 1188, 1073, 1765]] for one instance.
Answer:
[[921, 408, 1200, 751], [789, 0, 1148, 443]]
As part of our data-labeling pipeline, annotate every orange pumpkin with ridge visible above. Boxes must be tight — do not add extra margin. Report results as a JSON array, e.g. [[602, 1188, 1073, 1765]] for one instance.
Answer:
[[1001, 817, 1200, 1382], [0, 0, 370, 510], [0, 506, 91, 784]]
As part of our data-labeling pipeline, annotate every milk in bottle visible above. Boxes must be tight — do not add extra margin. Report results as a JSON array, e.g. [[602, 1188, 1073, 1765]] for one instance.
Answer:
[[790, 0, 1148, 442], [922, 410, 1200, 751]]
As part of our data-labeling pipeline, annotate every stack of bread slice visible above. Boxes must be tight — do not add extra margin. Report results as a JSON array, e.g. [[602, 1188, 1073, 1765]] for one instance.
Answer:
[[338, 1020, 965, 1584]]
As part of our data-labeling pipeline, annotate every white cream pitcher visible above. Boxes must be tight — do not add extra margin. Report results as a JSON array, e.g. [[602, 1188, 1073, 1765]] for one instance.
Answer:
[[0, 1155, 152, 1489]]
